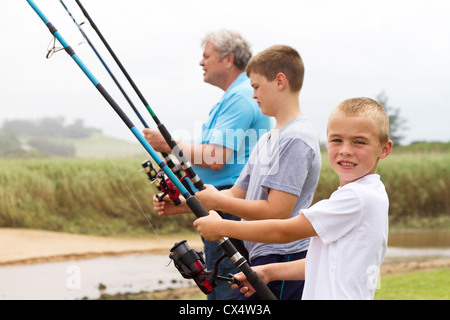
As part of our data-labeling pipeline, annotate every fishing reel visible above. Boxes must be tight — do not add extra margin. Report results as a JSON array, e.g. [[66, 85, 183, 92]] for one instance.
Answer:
[[141, 160, 181, 206], [169, 240, 240, 295], [141, 160, 160, 189]]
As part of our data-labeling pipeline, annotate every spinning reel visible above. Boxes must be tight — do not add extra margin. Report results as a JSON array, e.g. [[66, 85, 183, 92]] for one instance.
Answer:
[[169, 240, 240, 295], [141, 160, 181, 205]]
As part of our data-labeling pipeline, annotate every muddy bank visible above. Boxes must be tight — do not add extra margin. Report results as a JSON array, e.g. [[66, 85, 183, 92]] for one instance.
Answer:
[[0, 228, 204, 300], [0, 228, 203, 266], [3, 228, 449, 267]]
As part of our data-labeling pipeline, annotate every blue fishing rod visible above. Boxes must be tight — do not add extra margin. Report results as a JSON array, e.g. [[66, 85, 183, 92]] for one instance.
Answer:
[[74, 0, 250, 266], [59, 0, 148, 129], [26, 0, 276, 300], [74, 0, 205, 193], [59, 0, 192, 197]]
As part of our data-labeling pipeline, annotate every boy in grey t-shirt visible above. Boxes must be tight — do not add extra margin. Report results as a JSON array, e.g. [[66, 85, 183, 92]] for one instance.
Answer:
[[194, 45, 321, 300], [237, 116, 321, 262]]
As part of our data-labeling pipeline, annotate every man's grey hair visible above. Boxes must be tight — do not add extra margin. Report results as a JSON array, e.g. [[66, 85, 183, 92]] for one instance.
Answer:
[[201, 29, 252, 69]]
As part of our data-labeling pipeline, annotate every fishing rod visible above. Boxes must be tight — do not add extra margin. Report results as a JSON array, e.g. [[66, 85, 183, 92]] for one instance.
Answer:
[[71, 0, 250, 258], [74, 0, 205, 193], [26, 0, 276, 300], [59, 0, 192, 197], [59, 0, 148, 129]]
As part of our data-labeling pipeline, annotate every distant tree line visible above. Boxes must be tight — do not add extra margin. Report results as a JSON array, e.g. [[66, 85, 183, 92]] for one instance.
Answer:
[[2, 117, 100, 139], [0, 117, 100, 157], [376, 91, 408, 146]]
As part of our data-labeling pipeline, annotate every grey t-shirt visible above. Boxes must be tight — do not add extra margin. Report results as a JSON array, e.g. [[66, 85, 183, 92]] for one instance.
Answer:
[[235, 116, 322, 260]]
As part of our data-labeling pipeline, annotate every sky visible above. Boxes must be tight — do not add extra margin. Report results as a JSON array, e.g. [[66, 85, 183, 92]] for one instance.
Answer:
[[1, 0, 449, 146]]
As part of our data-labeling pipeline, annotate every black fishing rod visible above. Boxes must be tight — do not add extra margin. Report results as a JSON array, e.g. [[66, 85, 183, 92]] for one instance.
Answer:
[[71, 0, 249, 258], [59, 0, 148, 129], [59, 0, 191, 196], [74, 0, 204, 192], [26, 0, 276, 300]]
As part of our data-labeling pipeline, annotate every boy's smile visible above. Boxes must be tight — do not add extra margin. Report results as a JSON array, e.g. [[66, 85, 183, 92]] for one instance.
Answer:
[[327, 114, 392, 186]]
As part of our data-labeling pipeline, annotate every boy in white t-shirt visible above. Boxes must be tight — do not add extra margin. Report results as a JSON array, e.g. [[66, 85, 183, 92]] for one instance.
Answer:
[[194, 97, 393, 300]]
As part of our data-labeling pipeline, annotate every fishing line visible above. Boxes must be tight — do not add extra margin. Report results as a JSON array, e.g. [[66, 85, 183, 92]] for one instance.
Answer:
[[26, 0, 276, 299], [59, 0, 150, 129], [107, 156, 161, 241], [61, 0, 193, 195], [74, 0, 203, 193]]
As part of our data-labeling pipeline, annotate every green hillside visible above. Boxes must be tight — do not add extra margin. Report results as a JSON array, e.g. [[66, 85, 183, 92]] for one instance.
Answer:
[[71, 133, 148, 158], [0, 117, 148, 159]]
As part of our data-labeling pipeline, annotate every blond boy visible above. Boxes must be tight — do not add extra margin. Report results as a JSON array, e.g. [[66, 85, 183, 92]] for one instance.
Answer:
[[194, 97, 393, 300]]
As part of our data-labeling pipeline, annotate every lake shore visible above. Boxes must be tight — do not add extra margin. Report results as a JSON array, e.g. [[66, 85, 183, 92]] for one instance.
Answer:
[[0, 228, 203, 266], [1, 228, 449, 300]]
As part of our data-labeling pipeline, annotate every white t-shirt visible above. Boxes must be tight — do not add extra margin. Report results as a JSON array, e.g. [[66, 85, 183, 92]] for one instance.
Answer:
[[301, 174, 389, 300]]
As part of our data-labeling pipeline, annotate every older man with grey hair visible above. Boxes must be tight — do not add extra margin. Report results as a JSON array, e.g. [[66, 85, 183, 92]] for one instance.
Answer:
[[144, 29, 272, 300]]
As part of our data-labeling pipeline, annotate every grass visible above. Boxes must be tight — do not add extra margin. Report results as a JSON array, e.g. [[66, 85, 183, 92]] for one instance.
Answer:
[[0, 146, 449, 236], [0, 157, 196, 236], [0, 143, 448, 301], [313, 151, 450, 230], [377, 152, 450, 228], [71, 133, 148, 158], [375, 269, 450, 300], [99, 269, 450, 300]]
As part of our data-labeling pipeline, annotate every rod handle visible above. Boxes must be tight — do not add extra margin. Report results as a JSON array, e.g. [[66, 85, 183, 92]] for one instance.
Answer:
[[158, 123, 204, 190], [220, 238, 277, 300], [185, 197, 209, 218]]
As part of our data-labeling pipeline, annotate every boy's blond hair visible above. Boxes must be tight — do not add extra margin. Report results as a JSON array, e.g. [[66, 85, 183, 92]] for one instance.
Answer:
[[329, 97, 390, 144], [246, 45, 304, 92]]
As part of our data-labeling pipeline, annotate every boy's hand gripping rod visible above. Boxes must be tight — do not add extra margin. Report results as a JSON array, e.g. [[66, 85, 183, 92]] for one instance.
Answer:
[[26, 0, 276, 300], [74, 0, 204, 192]]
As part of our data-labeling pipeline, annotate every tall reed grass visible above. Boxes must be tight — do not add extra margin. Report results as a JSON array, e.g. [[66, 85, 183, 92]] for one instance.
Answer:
[[313, 151, 450, 229], [0, 151, 448, 236], [0, 158, 194, 236], [377, 152, 450, 228]]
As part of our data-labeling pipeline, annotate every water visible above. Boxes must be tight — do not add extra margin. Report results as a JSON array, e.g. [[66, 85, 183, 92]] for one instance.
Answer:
[[0, 230, 449, 300], [388, 230, 450, 248], [0, 254, 191, 300], [384, 229, 450, 264]]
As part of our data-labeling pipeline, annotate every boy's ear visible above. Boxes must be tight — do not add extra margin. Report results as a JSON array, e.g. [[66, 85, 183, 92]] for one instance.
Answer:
[[379, 140, 393, 159], [275, 72, 288, 91]]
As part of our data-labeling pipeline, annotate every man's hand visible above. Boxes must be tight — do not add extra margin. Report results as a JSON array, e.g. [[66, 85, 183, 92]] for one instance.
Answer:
[[153, 194, 190, 216], [143, 128, 171, 154]]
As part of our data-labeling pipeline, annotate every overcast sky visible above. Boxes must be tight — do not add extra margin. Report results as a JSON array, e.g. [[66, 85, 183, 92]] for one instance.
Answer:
[[1, 0, 449, 146]]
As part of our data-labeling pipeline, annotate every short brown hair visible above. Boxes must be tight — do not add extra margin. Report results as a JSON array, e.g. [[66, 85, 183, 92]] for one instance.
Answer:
[[329, 97, 390, 144], [246, 45, 305, 92]]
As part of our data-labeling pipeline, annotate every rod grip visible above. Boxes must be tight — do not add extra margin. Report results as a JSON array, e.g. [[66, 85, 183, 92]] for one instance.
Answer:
[[183, 201, 276, 299], [220, 238, 277, 300], [158, 123, 179, 154], [158, 123, 204, 191], [185, 197, 209, 218], [239, 262, 277, 300]]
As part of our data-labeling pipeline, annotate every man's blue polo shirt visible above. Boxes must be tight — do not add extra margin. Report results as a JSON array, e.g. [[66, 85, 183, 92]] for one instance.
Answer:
[[192, 72, 273, 188]]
